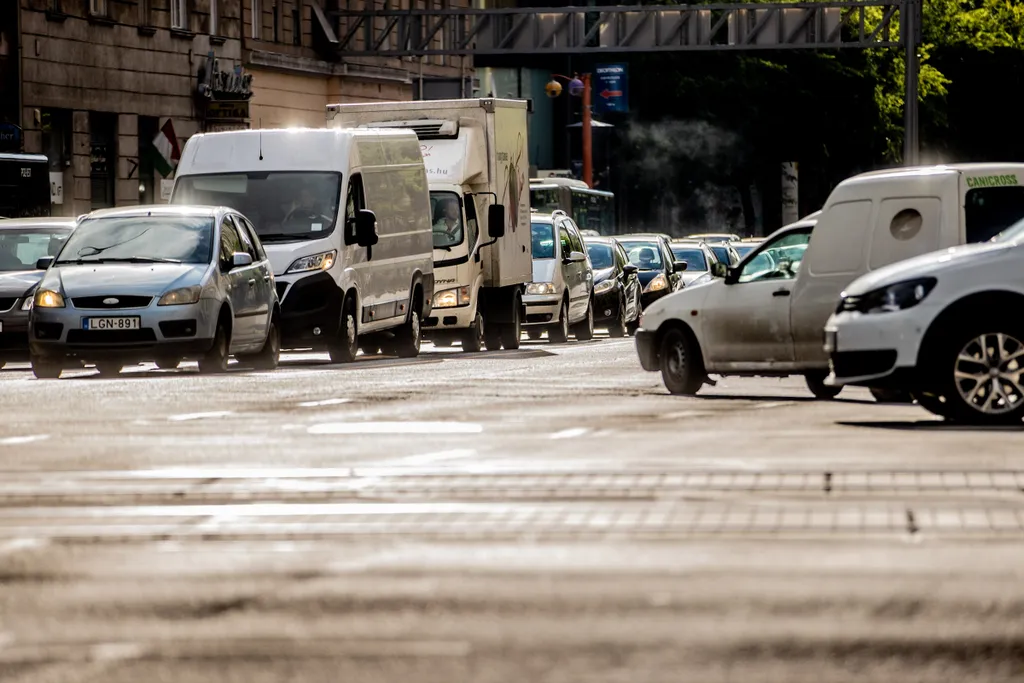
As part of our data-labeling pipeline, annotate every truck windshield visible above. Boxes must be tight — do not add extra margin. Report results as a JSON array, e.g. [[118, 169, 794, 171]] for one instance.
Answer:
[[430, 191, 463, 250], [531, 222, 555, 259], [171, 172, 341, 242]]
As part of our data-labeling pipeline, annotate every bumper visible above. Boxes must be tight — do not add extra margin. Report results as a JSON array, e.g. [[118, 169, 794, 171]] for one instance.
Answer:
[[635, 328, 659, 371], [824, 309, 928, 388], [29, 298, 220, 363], [523, 294, 561, 327], [0, 309, 30, 362], [277, 271, 343, 349], [593, 288, 621, 323], [424, 302, 475, 335]]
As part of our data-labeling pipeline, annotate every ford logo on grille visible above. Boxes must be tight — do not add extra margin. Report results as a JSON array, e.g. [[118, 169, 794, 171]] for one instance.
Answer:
[[103, 297, 119, 305]]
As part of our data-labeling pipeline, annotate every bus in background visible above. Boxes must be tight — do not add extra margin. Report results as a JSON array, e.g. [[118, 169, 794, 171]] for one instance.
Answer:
[[529, 177, 615, 235], [0, 154, 51, 218]]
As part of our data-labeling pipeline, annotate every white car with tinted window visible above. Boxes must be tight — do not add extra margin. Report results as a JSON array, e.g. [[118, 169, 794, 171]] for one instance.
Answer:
[[825, 219, 1024, 424]]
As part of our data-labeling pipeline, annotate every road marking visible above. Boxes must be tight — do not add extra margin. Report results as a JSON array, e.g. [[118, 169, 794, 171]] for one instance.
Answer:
[[755, 401, 795, 409], [307, 421, 483, 435], [662, 411, 710, 419], [399, 449, 477, 465], [550, 427, 589, 439], [167, 411, 233, 422], [0, 435, 49, 446], [297, 398, 353, 407]]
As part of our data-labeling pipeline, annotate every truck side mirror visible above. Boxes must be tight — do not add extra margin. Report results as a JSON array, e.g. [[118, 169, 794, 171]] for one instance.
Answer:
[[356, 209, 379, 247], [487, 204, 506, 239]]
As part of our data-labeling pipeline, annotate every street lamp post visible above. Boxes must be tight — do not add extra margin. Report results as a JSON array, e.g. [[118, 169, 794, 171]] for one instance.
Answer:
[[547, 73, 593, 188]]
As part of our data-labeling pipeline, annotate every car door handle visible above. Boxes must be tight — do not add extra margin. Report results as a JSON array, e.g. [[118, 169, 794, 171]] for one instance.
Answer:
[[773, 289, 790, 297], [248, 279, 257, 287], [263, 276, 271, 282]]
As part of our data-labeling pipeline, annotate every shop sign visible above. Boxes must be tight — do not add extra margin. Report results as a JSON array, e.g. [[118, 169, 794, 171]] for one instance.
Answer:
[[205, 101, 250, 121]]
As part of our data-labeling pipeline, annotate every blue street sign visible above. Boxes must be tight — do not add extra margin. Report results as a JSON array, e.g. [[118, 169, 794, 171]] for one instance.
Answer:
[[0, 123, 22, 153], [594, 64, 628, 114]]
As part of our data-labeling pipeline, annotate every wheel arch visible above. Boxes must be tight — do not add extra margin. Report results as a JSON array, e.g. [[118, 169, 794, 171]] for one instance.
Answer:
[[917, 290, 1024, 367], [655, 318, 708, 369]]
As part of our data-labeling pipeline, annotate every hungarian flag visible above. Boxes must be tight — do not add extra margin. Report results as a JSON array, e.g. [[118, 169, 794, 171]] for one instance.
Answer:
[[148, 119, 180, 178]]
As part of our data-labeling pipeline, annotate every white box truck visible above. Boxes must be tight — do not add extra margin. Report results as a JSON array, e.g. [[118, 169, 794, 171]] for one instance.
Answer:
[[326, 98, 532, 351]]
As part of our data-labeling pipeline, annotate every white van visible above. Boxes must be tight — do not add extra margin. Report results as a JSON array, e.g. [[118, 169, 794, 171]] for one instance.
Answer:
[[170, 128, 434, 361], [634, 164, 1024, 399]]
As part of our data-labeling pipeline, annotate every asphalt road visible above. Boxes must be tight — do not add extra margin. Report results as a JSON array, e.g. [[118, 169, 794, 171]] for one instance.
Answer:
[[1, 334, 1023, 682]]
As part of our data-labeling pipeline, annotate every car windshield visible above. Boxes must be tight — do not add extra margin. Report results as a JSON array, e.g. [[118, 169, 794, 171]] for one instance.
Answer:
[[670, 247, 708, 271], [620, 240, 663, 270], [531, 222, 556, 259], [586, 243, 614, 269], [710, 245, 734, 265], [55, 215, 214, 265], [431, 191, 463, 250], [171, 172, 341, 242], [0, 226, 72, 272]]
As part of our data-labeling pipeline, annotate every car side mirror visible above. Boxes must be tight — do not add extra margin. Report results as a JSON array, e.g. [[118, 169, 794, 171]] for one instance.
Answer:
[[673, 261, 688, 273], [356, 209, 379, 247], [724, 266, 740, 285], [567, 251, 587, 263], [487, 204, 506, 239], [232, 252, 253, 269], [622, 264, 638, 276], [710, 262, 728, 279], [35, 256, 55, 271]]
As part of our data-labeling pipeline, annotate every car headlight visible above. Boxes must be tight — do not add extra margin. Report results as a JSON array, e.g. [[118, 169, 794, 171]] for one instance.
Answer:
[[158, 285, 202, 306], [644, 273, 668, 293], [526, 282, 557, 295], [286, 250, 336, 274], [593, 279, 615, 295], [34, 290, 65, 308], [433, 286, 471, 308], [838, 277, 937, 314]]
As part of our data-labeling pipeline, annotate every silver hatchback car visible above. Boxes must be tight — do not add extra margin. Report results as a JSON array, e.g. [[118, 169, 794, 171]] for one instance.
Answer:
[[29, 205, 280, 379]]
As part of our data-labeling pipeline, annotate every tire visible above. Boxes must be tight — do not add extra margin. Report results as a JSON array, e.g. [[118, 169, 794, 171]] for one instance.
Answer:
[[394, 309, 421, 358], [250, 318, 281, 371], [573, 299, 595, 341], [199, 323, 230, 374], [913, 391, 957, 421], [936, 327, 1024, 425], [30, 356, 61, 380], [659, 328, 704, 395], [500, 296, 522, 350], [626, 319, 640, 337], [155, 357, 181, 370], [329, 299, 358, 364], [805, 372, 842, 400], [608, 296, 627, 338], [462, 312, 485, 352], [527, 328, 543, 341], [548, 300, 569, 344], [95, 362, 122, 377], [484, 324, 503, 351], [870, 387, 913, 403]]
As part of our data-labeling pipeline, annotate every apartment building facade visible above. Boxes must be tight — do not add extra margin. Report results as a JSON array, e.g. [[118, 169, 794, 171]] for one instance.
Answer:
[[4, 0, 472, 216]]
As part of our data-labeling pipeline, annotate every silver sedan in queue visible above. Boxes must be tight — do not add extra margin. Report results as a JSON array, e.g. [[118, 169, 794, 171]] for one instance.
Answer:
[[29, 205, 280, 379]]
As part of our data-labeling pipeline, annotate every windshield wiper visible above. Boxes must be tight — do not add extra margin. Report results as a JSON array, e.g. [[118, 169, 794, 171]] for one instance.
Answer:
[[54, 256, 181, 265], [258, 233, 310, 242], [434, 245, 453, 252]]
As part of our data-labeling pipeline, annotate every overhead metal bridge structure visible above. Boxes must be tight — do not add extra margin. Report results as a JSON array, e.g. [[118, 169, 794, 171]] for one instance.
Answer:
[[311, 0, 921, 161]]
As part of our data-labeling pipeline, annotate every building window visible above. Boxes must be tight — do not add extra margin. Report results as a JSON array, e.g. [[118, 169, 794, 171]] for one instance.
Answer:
[[251, 0, 260, 39], [272, 3, 280, 43], [139, 0, 151, 25], [171, 0, 187, 30], [89, 113, 116, 210], [292, 7, 301, 46], [89, 0, 108, 16], [210, 0, 218, 35]]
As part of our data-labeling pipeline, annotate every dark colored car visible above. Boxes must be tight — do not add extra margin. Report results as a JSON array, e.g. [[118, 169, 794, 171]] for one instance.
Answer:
[[708, 242, 742, 267], [584, 236, 642, 337], [0, 218, 76, 368], [617, 234, 686, 308]]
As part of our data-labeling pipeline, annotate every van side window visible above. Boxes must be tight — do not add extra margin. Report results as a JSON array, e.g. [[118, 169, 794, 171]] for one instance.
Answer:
[[557, 223, 572, 259], [965, 187, 1024, 243], [344, 174, 366, 246], [464, 194, 479, 250], [219, 218, 243, 270]]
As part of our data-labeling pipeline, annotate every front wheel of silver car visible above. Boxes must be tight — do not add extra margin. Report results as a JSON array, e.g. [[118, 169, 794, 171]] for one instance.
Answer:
[[940, 329, 1024, 425], [548, 300, 569, 344], [250, 318, 281, 371], [659, 328, 704, 395], [30, 356, 61, 380], [573, 299, 595, 341], [199, 323, 230, 374]]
